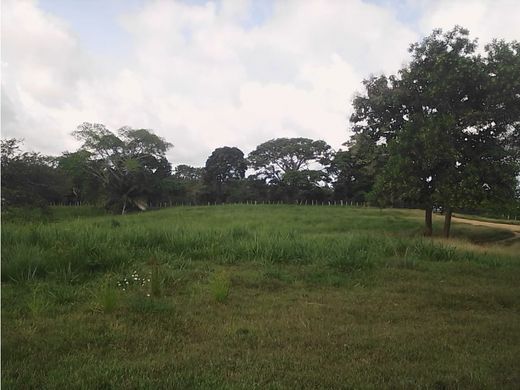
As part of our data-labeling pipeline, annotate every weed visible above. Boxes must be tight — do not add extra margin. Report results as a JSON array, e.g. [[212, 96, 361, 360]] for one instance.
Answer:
[[394, 247, 418, 269], [413, 241, 459, 262], [27, 285, 48, 317], [53, 262, 81, 284], [209, 270, 231, 303], [96, 277, 119, 313]]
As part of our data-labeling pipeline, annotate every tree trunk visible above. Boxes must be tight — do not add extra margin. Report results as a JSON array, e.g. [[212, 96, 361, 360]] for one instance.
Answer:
[[424, 206, 433, 236], [443, 207, 452, 238], [121, 198, 127, 215]]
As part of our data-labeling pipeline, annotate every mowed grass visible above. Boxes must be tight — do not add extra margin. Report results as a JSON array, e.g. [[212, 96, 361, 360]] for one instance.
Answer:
[[2, 205, 520, 389]]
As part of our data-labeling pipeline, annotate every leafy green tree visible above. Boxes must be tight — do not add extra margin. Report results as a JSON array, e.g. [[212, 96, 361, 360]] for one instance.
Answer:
[[1, 139, 69, 208], [203, 146, 247, 202], [371, 115, 456, 235], [279, 169, 330, 202], [248, 138, 331, 201], [57, 150, 102, 205], [248, 138, 331, 183], [351, 27, 520, 237], [72, 123, 173, 214], [174, 165, 204, 181], [331, 132, 386, 203], [170, 164, 205, 204]]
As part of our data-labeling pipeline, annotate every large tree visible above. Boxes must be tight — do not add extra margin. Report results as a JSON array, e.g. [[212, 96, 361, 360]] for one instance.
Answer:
[[248, 138, 331, 183], [248, 137, 332, 201], [351, 27, 520, 237], [204, 146, 247, 202], [72, 123, 173, 214]]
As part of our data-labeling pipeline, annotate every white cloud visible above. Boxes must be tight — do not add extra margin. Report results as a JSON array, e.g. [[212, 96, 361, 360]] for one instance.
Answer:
[[1, 0, 91, 152], [419, 0, 520, 44], [6, 0, 517, 167]]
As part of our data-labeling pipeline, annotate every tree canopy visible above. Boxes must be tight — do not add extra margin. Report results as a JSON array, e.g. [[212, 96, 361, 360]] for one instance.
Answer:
[[248, 138, 332, 183], [204, 147, 247, 202], [72, 122, 173, 214]]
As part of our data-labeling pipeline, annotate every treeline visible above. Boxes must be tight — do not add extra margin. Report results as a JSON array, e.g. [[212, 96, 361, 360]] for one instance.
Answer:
[[1, 134, 342, 209], [2, 27, 519, 237]]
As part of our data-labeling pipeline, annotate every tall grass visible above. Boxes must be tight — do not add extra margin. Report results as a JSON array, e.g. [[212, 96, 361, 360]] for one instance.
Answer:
[[1, 205, 517, 284], [209, 270, 231, 302], [95, 277, 119, 313]]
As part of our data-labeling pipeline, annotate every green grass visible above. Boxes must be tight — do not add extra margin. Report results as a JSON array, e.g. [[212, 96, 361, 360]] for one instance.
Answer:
[[209, 270, 231, 302], [2, 205, 520, 388]]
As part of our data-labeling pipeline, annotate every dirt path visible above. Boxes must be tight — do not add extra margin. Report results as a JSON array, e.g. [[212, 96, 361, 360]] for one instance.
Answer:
[[452, 216, 520, 235]]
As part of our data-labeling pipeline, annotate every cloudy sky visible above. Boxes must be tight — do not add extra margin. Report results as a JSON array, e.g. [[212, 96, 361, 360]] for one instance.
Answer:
[[2, 0, 520, 166]]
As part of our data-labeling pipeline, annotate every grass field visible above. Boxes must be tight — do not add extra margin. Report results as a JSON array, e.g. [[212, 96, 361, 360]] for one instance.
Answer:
[[2, 205, 520, 389]]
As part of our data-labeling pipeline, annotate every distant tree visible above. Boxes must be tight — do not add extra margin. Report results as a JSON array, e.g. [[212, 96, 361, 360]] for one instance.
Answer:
[[57, 150, 103, 205], [280, 169, 330, 202], [1, 139, 69, 208], [224, 177, 270, 203], [331, 132, 386, 203], [204, 147, 247, 202], [72, 123, 173, 214], [174, 164, 204, 181], [248, 138, 332, 201], [171, 164, 205, 204], [248, 138, 331, 183]]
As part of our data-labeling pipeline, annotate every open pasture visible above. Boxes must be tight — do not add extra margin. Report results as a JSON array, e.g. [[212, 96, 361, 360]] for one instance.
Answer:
[[2, 205, 519, 388]]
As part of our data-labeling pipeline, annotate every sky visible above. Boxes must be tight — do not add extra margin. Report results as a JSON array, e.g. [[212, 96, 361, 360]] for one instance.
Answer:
[[2, 0, 520, 167]]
